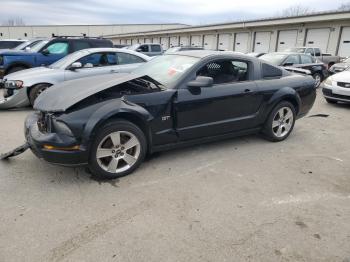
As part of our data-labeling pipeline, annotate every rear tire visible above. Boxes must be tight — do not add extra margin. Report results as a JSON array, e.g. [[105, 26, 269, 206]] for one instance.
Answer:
[[88, 120, 147, 180], [325, 98, 337, 104], [6, 66, 27, 75], [29, 84, 51, 106], [263, 101, 296, 142]]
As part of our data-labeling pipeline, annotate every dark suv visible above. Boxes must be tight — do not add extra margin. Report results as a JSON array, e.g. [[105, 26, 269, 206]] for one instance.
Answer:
[[0, 37, 113, 78]]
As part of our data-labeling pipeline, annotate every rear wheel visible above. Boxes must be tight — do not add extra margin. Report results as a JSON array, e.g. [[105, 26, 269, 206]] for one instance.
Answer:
[[29, 84, 51, 105], [88, 120, 147, 180], [313, 73, 323, 88], [263, 101, 296, 142]]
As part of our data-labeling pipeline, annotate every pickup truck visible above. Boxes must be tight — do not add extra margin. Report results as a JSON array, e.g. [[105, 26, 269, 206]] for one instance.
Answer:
[[285, 47, 340, 68], [0, 37, 113, 79], [126, 43, 163, 56]]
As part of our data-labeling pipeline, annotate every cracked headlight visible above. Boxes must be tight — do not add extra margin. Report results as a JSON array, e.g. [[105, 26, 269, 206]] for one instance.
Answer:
[[5, 80, 24, 89], [51, 119, 73, 136]]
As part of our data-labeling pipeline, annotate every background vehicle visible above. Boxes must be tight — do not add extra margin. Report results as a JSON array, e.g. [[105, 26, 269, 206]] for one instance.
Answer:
[[328, 57, 350, 75], [0, 48, 150, 108], [0, 39, 27, 50], [285, 47, 340, 68], [0, 36, 113, 78], [246, 52, 266, 58], [164, 46, 204, 54], [322, 69, 350, 104], [12, 39, 47, 51], [113, 44, 129, 48], [25, 51, 316, 179], [127, 43, 163, 56], [260, 52, 327, 87]]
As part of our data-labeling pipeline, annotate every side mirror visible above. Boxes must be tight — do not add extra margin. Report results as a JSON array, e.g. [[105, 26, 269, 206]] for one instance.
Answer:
[[69, 62, 83, 70], [187, 76, 213, 88], [41, 49, 50, 56], [283, 62, 294, 67]]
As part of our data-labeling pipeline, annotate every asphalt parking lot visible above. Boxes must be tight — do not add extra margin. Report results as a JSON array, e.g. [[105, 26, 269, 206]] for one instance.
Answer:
[[0, 89, 349, 262]]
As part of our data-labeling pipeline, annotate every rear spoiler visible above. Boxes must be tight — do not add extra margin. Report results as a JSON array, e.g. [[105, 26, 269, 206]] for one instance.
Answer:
[[284, 67, 311, 75]]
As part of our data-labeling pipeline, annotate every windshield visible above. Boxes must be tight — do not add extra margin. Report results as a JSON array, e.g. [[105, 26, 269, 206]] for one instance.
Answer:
[[285, 48, 305, 53], [30, 40, 49, 52], [132, 54, 199, 87], [126, 44, 140, 50], [260, 53, 287, 65]]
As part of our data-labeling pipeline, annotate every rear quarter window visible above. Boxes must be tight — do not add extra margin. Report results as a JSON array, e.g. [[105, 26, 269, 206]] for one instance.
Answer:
[[262, 63, 282, 79]]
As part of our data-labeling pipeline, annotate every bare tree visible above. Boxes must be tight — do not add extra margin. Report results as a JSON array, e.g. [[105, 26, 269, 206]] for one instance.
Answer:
[[2, 18, 25, 26], [338, 2, 350, 11], [279, 5, 314, 17]]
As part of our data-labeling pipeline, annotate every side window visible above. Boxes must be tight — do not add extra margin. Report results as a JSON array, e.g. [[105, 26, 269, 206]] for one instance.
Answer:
[[284, 55, 299, 65], [139, 45, 149, 52], [305, 48, 314, 56], [73, 41, 91, 52], [262, 63, 282, 79], [300, 55, 313, 64], [117, 53, 145, 65], [77, 52, 116, 67], [46, 42, 69, 55], [314, 48, 321, 56], [196, 59, 249, 85], [151, 45, 161, 52]]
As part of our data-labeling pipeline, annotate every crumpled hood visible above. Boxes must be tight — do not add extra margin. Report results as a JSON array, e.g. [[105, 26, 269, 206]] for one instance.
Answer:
[[34, 73, 143, 112], [331, 63, 349, 69]]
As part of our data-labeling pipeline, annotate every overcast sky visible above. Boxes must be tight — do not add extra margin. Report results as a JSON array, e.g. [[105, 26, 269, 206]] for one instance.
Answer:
[[0, 0, 347, 25]]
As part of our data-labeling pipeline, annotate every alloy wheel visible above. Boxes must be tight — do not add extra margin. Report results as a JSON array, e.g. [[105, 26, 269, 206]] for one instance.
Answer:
[[96, 131, 141, 174], [272, 107, 294, 138]]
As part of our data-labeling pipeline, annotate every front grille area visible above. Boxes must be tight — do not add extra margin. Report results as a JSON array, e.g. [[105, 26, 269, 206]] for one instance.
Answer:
[[37, 112, 52, 133], [337, 82, 350, 88]]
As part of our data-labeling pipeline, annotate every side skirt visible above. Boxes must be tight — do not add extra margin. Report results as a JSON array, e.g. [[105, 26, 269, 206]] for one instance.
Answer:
[[151, 127, 262, 153]]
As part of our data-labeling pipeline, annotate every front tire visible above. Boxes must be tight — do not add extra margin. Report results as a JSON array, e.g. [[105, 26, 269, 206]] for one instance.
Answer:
[[263, 101, 296, 142], [88, 120, 147, 180], [313, 72, 323, 88], [29, 84, 51, 105]]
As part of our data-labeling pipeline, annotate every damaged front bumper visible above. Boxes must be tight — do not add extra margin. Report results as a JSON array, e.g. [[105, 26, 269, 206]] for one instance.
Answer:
[[24, 112, 88, 166], [0, 87, 31, 109]]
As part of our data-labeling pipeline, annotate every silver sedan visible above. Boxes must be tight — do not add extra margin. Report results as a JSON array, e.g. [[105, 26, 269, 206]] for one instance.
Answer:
[[0, 48, 150, 109]]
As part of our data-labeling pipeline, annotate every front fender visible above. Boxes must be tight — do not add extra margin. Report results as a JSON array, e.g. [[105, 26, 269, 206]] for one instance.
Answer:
[[81, 98, 152, 148]]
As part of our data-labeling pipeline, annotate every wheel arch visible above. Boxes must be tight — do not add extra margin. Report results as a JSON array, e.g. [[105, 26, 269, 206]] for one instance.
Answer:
[[267, 87, 301, 116], [27, 82, 53, 98], [83, 104, 153, 155]]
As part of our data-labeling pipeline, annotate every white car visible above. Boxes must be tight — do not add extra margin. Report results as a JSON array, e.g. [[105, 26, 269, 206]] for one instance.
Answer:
[[322, 69, 350, 104], [0, 48, 150, 108]]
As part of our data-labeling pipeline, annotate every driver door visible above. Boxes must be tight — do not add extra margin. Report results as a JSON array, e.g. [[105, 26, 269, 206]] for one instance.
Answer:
[[175, 59, 263, 141]]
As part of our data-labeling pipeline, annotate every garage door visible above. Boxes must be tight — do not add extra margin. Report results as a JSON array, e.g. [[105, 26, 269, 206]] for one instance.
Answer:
[[152, 37, 160, 44], [138, 38, 144, 43], [180, 36, 190, 46], [120, 39, 127, 45], [170, 36, 179, 47], [254, 32, 271, 53], [277, 30, 298, 51], [305, 28, 330, 53], [218, 34, 231, 50], [126, 39, 132, 45], [203, 34, 217, 50], [191, 35, 202, 47], [338, 27, 350, 57], [145, 38, 152, 43], [161, 37, 169, 49], [132, 38, 138, 45], [234, 33, 249, 53]]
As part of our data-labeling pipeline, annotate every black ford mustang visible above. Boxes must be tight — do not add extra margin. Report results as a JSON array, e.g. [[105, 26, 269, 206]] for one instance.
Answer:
[[25, 51, 316, 179]]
